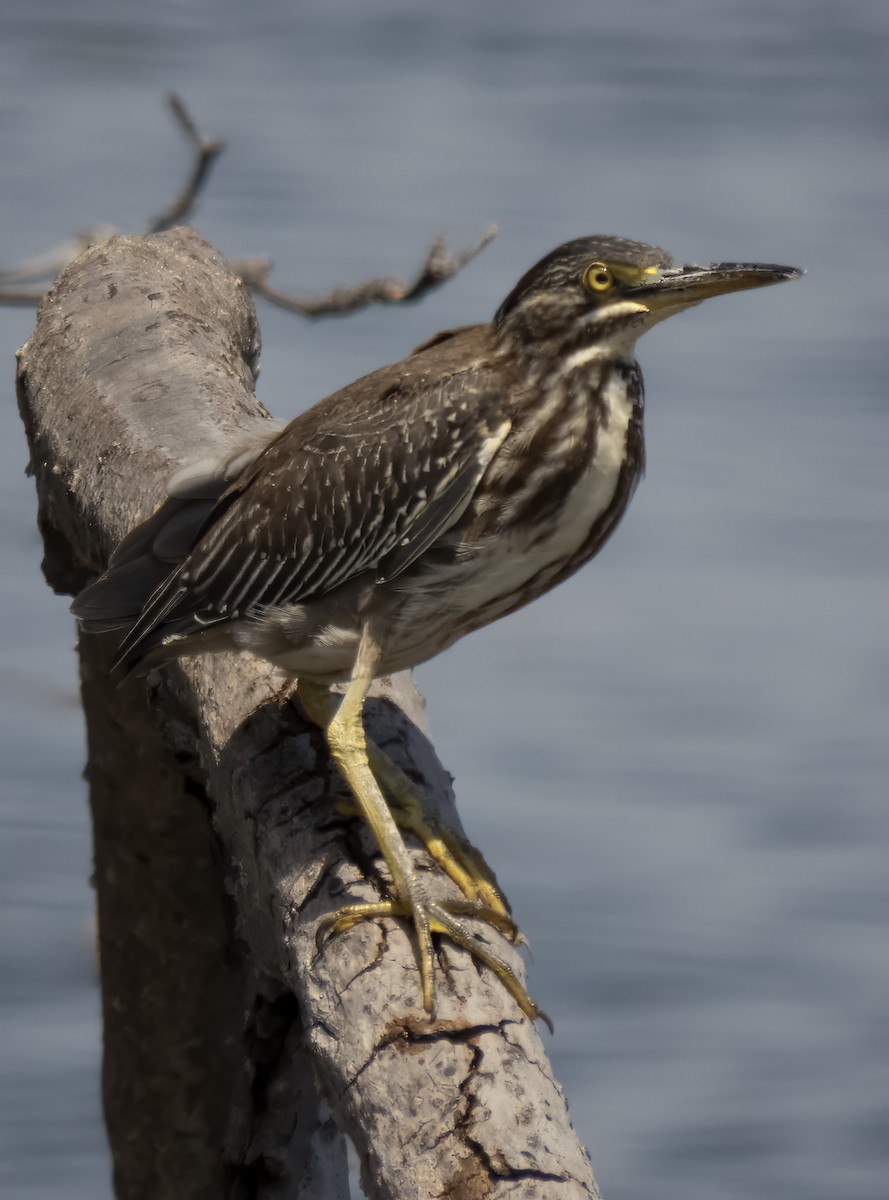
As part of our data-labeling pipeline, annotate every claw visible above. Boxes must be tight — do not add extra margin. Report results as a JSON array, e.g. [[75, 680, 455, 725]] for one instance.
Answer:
[[337, 746, 518, 932], [319, 892, 546, 1026]]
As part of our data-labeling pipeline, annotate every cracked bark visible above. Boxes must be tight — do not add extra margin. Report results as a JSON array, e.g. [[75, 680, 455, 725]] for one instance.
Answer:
[[16, 226, 600, 1200]]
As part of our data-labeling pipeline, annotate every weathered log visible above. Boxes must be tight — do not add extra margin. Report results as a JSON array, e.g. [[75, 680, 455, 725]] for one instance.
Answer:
[[16, 226, 599, 1200]]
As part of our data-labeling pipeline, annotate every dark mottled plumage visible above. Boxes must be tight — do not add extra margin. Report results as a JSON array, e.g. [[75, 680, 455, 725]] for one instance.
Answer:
[[74, 237, 800, 685]]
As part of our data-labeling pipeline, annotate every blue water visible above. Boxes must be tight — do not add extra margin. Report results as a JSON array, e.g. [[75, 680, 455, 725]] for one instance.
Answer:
[[1, 3, 887, 1198]]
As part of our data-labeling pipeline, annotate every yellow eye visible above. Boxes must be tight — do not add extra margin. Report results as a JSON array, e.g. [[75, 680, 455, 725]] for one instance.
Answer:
[[583, 262, 614, 293]]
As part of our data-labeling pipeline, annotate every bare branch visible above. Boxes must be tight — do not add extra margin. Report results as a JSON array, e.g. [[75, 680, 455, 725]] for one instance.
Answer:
[[0, 93, 224, 303], [247, 225, 498, 317], [147, 93, 225, 233], [0, 96, 495, 321], [0, 287, 49, 306], [0, 226, 117, 298]]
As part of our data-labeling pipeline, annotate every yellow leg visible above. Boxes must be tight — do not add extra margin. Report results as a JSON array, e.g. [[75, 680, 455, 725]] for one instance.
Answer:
[[298, 627, 544, 1024], [359, 748, 517, 934], [297, 680, 516, 934]]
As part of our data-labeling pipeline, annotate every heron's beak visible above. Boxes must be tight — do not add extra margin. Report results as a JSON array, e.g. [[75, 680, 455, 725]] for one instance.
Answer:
[[631, 261, 803, 317]]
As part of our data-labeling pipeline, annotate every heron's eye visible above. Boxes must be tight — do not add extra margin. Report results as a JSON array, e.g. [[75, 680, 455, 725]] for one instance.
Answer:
[[583, 262, 614, 293]]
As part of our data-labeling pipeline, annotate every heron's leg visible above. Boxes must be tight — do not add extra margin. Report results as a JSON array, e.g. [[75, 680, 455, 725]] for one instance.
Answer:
[[297, 680, 514, 931], [298, 626, 542, 1023], [370, 756, 516, 931]]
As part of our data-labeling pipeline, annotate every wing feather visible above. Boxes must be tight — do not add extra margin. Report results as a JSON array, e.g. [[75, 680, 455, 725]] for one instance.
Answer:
[[96, 326, 509, 667]]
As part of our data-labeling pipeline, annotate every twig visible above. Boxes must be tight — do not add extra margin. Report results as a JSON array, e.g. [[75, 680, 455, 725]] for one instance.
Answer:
[[147, 93, 225, 233], [0, 288, 49, 306], [0, 227, 117, 291], [0, 98, 496, 323], [0, 95, 223, 302], [237, 225, 498, 317]]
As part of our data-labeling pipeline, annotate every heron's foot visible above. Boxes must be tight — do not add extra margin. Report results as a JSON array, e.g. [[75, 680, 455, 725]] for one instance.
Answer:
[[318, 890, 549, 1029], [338, 746, 521, 941]]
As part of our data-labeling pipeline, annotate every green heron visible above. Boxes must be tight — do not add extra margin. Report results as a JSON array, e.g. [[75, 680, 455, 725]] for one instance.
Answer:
[[73, 235, 801, 1023]]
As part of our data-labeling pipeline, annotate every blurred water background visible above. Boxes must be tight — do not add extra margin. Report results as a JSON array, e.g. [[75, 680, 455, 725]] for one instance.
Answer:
[[1, 2, 887, 1198]]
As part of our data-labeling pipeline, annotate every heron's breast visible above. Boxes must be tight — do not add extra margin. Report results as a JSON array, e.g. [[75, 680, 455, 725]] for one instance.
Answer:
[[396, 368, 641, 636]]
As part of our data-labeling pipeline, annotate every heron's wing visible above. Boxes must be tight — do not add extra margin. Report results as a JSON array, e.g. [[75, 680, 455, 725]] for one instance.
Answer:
[[179, 376, 511, 610], [71, 419, 283, 632], [112, 329, 510, 664]]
